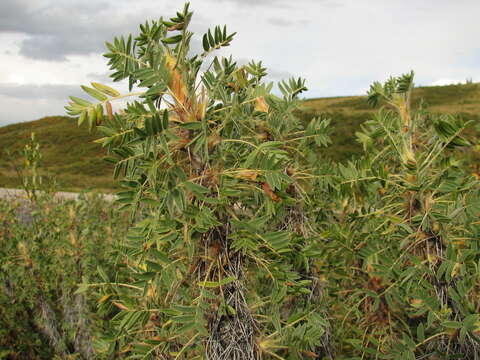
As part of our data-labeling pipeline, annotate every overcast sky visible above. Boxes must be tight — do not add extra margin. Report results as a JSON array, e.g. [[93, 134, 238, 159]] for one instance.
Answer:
[[0, 0, 479, 126]]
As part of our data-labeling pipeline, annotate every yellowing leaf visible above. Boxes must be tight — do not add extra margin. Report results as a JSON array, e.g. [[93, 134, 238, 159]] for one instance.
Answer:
[[112, 301, 129, 311], [263, 182, 280, 202], [255, 96, 269, 113], [235, 170, 259, 181], [91, 82, 120, 97], [166, 53, 188, 112], [98, 294, 112, 305], [106, 101, 113, 121], [451, 262, 462, 278]]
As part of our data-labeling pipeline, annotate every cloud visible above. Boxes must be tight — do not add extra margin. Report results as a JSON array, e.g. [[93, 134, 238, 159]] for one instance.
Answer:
[[267, 17, 312, 27], [0, 0, 176, 61], [1, 0, 480, 125], [267, 17, 296, 27], [0, 83, 83, 125], [266, 68, 294, 84], [86, 72, 112, 83], [429, 78, 466, 87], [0, 83, 82, 100], [215, 0, 286, 7], [214, 0, 340, 9]]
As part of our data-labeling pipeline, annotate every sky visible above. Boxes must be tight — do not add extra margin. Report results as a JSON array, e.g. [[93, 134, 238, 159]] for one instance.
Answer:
[[0, 0, 479, 126]]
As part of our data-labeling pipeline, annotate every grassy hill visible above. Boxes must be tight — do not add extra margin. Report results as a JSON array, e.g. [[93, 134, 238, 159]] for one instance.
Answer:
[[1, 83, 479, 191], [0, 116, 117, 192]]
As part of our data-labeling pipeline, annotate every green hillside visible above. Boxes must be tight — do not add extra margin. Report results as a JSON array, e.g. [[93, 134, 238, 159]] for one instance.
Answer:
[[1, 83, 479, 191], [0, 116, 117, 192]]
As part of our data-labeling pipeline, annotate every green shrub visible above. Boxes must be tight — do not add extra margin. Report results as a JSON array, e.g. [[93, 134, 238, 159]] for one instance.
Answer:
[[0, 136, 129, 359], [309, 72, 480, 358], [8, 3, 473, 360], [68, 3, 333, 359]]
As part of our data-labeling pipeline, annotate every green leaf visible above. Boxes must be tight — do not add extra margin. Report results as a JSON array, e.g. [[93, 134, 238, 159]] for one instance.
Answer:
[[88, 107, 96, 131], [179, 122, 202, 130], [69, 96, 92, 107], [162, 35, 183, 44], [208, 29, 215, 47], [202, 33, 209, 51], [81, 85, 108, 101], [135, 272, 156, 280], [261, 231, 291, 251], [198, 276, 236, 288], [91, 82, 121, 97], [442, 321, 462, 329], [214, 26, 221, 43], [146, 260, 163, 272], [150, 249, 171, 265], [78, 110, 87, 126], [162, 109, 169, 130], [416, 323, 425, 342], [96, 104, 104, 124], [184, 181, 209, 195]]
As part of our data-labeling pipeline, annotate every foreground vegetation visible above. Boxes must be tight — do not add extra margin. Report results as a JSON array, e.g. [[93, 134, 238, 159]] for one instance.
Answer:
[[0, 195, 129, 359], [2, 3, 480, 359]]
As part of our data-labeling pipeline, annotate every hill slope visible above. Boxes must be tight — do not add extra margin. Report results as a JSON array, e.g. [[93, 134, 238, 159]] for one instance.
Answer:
[[0, 116, 117, 192], [1, 83, 479, 191]]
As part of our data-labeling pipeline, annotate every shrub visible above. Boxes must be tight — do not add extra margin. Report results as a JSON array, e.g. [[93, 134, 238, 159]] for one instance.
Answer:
[[63, 3, 480, 360], [67, 2, 333, 359], [310, 72, 480, 358], [0, 136, 129, 359]]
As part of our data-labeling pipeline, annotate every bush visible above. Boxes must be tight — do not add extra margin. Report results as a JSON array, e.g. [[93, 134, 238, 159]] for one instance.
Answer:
[[67, 2, 333, 359], [308, 73, 480, 358], [0, 136, 129, 359], [3, 2, 478, 360]]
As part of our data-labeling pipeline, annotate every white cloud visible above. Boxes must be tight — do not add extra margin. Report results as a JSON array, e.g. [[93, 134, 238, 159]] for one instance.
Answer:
[[0, 0, 480, 125], [430, 78, 465, 86]]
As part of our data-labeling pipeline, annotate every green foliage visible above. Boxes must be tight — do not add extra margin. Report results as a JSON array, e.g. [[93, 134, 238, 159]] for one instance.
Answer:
[[309, 72, 480, 358], [302, 82, 480, 162], [63, 2, 480, 358], [367, 70, 414, 108], [0, 138, 130, 359], [69, 3, 331, 359], [2, 3, 480, 360]]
